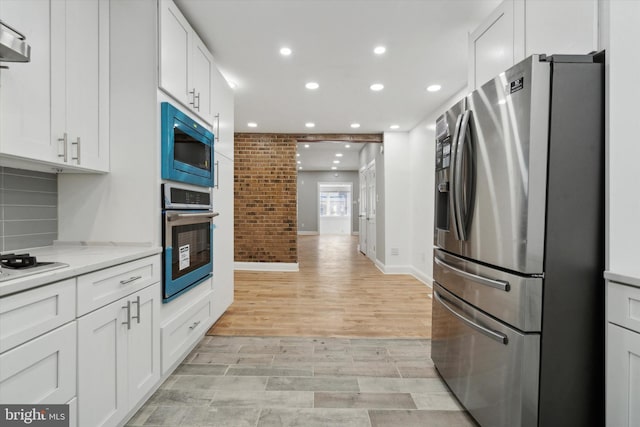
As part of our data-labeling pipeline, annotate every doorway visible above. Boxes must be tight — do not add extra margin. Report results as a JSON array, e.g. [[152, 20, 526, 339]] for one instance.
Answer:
[[318, 182, 352, 235]]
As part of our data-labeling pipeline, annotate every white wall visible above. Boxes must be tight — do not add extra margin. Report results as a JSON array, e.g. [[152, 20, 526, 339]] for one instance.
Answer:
[[605, 0, 640, 276], [382, 132, 411, 271]]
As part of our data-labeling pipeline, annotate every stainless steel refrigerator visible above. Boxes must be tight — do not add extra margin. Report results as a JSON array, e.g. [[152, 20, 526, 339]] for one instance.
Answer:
[[432, 54, 604, 427]]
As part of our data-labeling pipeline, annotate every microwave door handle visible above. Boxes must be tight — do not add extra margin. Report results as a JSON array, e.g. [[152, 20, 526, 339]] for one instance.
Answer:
[[454, 110, 472, 241], [166, 212, 220, 221], [449, 113, 464, 240], [434, 289, 509, 345]]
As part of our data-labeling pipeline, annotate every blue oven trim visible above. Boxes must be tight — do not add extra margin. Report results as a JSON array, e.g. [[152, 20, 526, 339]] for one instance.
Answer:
[[162, 223, 215, 303], [161, 102, 215, 188]]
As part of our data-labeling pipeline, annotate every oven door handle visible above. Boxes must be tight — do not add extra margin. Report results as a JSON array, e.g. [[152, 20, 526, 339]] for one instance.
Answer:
[[434, 289, 509, 345], [166, 212, 219, 222]]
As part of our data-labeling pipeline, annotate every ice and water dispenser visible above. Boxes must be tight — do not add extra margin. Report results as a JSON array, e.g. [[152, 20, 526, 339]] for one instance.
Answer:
[[434, 115, 451, 232]]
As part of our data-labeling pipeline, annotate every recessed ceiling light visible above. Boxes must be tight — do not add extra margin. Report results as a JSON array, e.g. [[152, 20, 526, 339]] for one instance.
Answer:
[[498, 99, 506, 105], [426, 84, 441, 92], [305, 82, 319, 90], [370, 83, 384, 91], [280, 47, 292, 56], [333, 160, 340, 164], [427, 124, 436, 131], [331, 166, 337, 170], [374, 46, 386, 55], [248, 122, 258, 128], [297, 160, 301, 164], [390, 124, 399, 130], [345, 144, 351, 148], [228, 81, 238, 89], [350, 123, 360, 129], [296, 153, 300, 157], [298, 166, 303, 170], [304, 144, 310, 148], [305, 122, 315, 128], [335, 153, 343, 157]]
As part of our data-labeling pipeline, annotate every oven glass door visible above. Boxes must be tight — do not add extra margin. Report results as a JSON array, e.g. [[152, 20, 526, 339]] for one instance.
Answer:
[[163, 211, 214, 301]]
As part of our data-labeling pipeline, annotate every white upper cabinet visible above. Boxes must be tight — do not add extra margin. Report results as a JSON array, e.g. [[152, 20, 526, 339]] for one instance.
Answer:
[[469, 0, 598, 90], [0, 1, 55, 163], [51, 0, 110, 172], [211, 66, 235, 159], [159, 0, 214, 125], [0, 0, 109, 172]]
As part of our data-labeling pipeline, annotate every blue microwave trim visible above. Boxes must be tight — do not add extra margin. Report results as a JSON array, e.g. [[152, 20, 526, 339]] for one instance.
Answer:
[[162, 223, 216, 303], [161, 102, 215, 188]]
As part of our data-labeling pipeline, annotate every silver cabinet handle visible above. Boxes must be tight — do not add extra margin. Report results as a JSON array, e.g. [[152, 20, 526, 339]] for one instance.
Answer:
[[195, 92, 200, 111], [214, 160, 220, 189], [120, 275, 142, 285], [189, 88, 197, 108], [122, 300, 131, 330], [189, 320, 201, 330], [58, 133, 68, 162], [434, 256, 510, 292], [131, 295, 141, 324], [214, 113, 220, 141], [434, 289, 508, 345], [167, 211, 219, 221], [72, 136, 81, 164]]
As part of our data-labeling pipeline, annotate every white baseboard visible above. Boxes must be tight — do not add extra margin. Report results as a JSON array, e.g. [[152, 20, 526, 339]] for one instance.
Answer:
[[374, 260, 434, 287], [409, 267, 434, 287], [298, 231, 319, 235], [234, 262, 299, 272], [352, 231, 359, 236]]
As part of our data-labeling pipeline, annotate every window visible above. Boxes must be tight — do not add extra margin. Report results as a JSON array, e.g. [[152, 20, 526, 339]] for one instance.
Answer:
[[320, 191, 351, 217]]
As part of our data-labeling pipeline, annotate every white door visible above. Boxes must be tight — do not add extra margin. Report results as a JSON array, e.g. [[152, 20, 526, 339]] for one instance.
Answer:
[[359, 167, 367, 254], [158, 0, 191, 107], [366, 162, 376, 262]]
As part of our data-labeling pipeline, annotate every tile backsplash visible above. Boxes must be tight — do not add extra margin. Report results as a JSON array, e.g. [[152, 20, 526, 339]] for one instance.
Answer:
[[0, 167, 58, 252]]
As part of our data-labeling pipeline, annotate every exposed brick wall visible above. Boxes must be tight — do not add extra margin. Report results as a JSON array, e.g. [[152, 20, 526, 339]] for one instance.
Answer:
[[234, 133, 298, 263], [234, 133, 383, 264]]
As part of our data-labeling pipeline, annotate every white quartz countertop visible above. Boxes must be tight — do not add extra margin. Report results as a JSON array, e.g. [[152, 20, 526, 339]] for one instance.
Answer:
[[604, 271, 640, 289], [0, 243, 162, 297]]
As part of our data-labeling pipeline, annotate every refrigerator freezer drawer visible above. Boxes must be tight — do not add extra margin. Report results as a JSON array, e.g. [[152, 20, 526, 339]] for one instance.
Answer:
[[432, 283, 540, 427], [434, 249, 542, 331]]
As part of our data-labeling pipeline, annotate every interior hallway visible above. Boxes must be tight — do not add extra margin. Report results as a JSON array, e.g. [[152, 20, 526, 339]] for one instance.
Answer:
[[208, 235, 432, 338]]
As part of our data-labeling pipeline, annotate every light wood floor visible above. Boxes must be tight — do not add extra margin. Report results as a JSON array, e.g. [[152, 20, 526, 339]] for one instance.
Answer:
[[207, 235, 432, 338]]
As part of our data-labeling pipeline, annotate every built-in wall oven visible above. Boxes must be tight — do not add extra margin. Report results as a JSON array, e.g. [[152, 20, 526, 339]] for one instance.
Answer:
[[162, 183, 218, 302]]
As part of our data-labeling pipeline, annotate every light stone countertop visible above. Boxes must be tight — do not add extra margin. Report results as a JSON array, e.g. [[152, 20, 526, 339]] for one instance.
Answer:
[[604, 271, 640, 289], [0, 242, 162, 297]]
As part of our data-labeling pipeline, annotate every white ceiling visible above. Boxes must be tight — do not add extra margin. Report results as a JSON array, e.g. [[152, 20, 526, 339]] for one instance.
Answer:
[[174, 0, 501, 136], [296, 141, 363, 171]]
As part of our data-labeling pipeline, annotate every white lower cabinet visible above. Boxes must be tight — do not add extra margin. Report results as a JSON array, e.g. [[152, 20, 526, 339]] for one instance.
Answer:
[[607, 323, 640, 427], [78, 283, 160, 427], [0, 321, 76, 404], [161, 293, 212, 374], [67, 397, 77, 427]]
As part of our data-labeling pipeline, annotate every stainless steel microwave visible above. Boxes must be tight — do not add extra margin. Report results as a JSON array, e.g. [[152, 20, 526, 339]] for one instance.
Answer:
[[161, 102, 215, 187]]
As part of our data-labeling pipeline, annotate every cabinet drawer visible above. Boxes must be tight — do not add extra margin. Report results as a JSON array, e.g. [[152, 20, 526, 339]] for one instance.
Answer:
[[161, 293, 211, 374], [0, 321, 76, 404], [608, 281, 640, 333], [77, 255, 160, 316], [0, 279, 76, 353]]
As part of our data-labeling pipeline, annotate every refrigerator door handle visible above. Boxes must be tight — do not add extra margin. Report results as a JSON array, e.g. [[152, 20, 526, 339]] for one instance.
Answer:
[[454, 110, 474, 241], [434, 256, 511, 292], [449, 113, 464, 240], [434, 289, 509, 345]]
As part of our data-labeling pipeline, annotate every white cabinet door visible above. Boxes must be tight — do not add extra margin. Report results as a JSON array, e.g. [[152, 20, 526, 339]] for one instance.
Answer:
[[0, 322, 76, 404], [51, 0, 110, 171], [126, 284, 160, 408], [468, 0, 519, 89], [211, 154, 234, 323], [192, 34, 214, 124], [78, 296, 128, 427], [211, 66, 235, 159], [607, 323, 640, 427], [0, 0, 55, 163], [78, 282, 160, 427], [159, 0, 191, 107]]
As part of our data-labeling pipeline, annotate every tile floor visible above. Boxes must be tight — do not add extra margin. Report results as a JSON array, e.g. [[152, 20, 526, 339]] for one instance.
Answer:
[[127, 336, 478, 427]]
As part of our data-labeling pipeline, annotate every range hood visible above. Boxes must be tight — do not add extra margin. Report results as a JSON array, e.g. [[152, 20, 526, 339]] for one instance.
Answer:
[[0, 20, 31, 63]]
